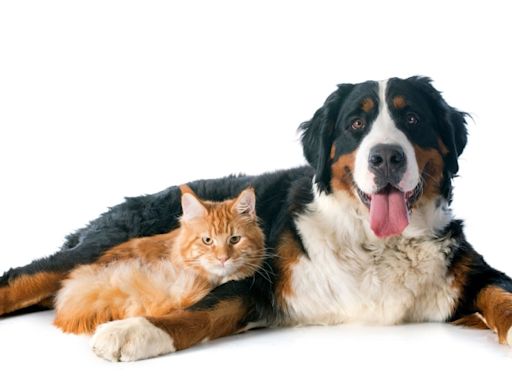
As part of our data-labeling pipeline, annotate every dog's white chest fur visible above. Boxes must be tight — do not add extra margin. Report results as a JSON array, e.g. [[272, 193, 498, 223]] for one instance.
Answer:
[[282, 190, 459, 326]]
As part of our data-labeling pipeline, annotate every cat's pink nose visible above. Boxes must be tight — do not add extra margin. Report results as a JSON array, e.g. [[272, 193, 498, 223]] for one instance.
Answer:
[[217, 255, 229, 265]]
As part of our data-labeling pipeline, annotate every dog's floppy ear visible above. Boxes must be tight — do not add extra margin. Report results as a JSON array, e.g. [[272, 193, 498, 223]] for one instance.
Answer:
[[442, 106, 468, 176], [299, 83, 354, 193], [408, 76, 468, 200], [408, 76, 468, 176]]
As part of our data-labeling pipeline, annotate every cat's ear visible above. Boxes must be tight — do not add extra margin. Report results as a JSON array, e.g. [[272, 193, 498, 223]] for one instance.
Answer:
[[180, 184, 196, 196], [233, 188, 256, 217], [180, 185, 207, 221]]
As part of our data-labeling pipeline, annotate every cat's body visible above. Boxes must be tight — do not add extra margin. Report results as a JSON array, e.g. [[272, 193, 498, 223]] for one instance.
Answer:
[[53, 186, 264, 334]]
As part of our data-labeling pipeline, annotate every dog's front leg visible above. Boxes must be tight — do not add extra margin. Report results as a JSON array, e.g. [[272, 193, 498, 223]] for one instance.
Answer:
[[451, 244, 512, 345], [474, 285, 512, 345], [91, 281, 264, 362]]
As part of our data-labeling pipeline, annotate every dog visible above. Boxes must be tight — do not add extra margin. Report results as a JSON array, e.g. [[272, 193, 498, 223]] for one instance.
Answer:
[[1, 76, 511, 362]]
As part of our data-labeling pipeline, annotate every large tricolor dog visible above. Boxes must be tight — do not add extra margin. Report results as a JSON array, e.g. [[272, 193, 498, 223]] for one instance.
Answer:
[[1, 76, 512, 361]]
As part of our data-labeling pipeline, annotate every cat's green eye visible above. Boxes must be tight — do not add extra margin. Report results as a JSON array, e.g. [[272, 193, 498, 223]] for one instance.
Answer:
[[229, 235, 241, 245], [202, 236, 213, 245]]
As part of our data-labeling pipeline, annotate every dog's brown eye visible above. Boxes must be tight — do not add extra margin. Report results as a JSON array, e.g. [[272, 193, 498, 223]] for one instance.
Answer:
[[229, 236, 241, 245], [202, 236, 213, 245], [406, 113, 419, 125], [351, 118, 365, 130]]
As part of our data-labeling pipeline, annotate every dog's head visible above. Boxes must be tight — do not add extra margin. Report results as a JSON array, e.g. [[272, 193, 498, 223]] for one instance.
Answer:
[[300, 76, 468, 238]]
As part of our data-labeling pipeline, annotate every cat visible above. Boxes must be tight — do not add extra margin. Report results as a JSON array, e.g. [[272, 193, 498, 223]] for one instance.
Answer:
[[53, 185, 265, 334]]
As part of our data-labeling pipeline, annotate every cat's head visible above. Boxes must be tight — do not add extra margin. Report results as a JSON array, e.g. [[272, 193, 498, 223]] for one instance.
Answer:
[[177, 185, 265, 281]]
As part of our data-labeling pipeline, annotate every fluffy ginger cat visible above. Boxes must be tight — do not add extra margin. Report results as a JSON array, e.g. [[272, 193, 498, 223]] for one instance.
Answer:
[[53, 185, 265, 334]]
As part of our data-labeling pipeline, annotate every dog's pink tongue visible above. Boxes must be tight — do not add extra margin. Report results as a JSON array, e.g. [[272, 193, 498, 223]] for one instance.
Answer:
[[370, 188, 409, 238]]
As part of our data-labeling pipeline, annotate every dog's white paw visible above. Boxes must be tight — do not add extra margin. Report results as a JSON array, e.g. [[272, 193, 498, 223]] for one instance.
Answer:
[[91, 317, 175, 362]]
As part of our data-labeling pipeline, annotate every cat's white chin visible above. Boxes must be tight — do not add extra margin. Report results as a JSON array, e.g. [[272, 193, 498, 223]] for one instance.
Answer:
[[206, 262, 238, 279]]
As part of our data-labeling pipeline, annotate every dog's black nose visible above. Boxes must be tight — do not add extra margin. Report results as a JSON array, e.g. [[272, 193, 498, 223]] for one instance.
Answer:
[[368, 144, 406, 183]]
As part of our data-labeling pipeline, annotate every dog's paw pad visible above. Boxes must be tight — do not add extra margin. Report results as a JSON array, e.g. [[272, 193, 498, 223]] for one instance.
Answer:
[[91, 317, 175, 362]]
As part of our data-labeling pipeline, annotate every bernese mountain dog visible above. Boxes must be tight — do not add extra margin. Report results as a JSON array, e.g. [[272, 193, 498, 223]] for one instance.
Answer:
[[1, 76, 511, 362]]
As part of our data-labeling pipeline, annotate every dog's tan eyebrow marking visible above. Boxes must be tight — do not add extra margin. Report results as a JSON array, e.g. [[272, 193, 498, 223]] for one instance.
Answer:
[[361, 98, 375, 113], [393, 95, 407, 109]]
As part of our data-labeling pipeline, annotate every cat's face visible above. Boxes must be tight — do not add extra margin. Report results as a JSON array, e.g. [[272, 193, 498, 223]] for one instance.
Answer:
[[177, 187, 264, 281]]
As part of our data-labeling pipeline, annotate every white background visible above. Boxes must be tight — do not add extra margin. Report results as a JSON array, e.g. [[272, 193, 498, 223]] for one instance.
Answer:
[[1, 0, 511, 382]]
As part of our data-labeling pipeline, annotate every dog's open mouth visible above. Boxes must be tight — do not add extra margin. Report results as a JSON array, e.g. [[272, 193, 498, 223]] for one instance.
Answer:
[[356, 183, 422, 238], [357, 183, 422, 211]]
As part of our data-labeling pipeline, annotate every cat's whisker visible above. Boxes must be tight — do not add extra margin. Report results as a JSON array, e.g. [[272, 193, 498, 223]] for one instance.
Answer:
[[242, 261, 275, 284], [260, 270, 274, 284], [261, 250, 283, 259], [253, 268, 273, 285]]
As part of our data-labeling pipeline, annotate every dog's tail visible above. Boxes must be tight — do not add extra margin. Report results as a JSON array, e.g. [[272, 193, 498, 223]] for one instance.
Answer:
[[0, 215, 137, 316], [0, 228, 138, 316], [0, 227, 134, 317], [0, 266, 66, 316]]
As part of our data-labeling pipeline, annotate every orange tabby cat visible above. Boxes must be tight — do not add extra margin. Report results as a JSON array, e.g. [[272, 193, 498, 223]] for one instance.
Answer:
[[53, 185, 264, 334]]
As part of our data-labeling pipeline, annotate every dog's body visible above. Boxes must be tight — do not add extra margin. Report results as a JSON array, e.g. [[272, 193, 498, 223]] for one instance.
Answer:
[[2, 76, 512, 362]]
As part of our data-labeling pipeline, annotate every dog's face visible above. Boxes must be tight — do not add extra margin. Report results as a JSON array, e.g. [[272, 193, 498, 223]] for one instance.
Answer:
[[300, 76, 467, 238]]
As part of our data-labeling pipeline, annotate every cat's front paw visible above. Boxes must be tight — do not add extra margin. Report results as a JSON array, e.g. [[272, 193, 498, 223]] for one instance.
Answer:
[[507, 327, 512, 347], [91, 317, 175, 362]]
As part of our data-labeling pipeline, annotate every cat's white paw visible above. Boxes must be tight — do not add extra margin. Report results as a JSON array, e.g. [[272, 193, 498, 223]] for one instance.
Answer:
[[507, 327, 512, 347], [91, 317, 175, 362]]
